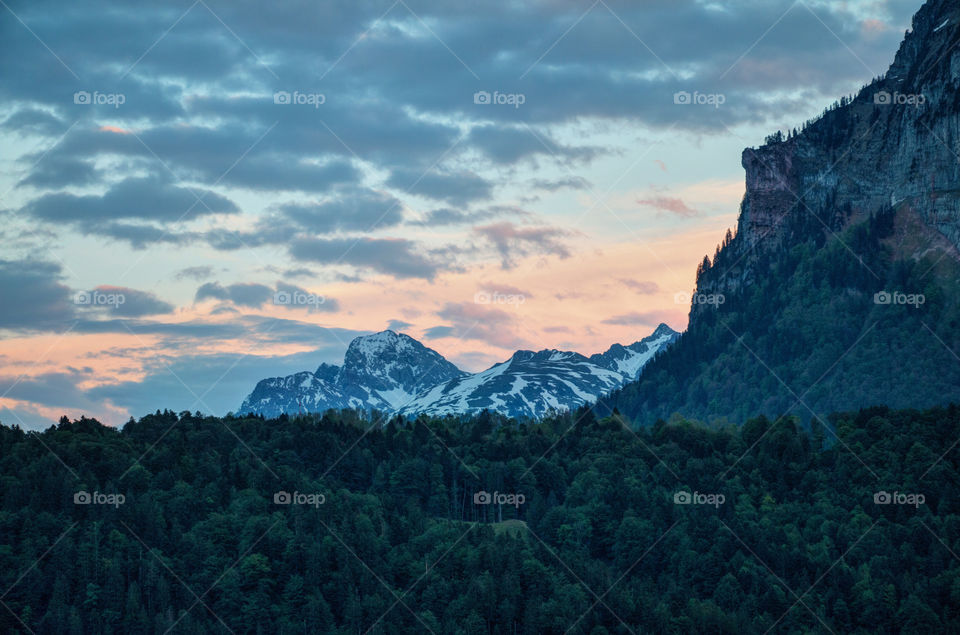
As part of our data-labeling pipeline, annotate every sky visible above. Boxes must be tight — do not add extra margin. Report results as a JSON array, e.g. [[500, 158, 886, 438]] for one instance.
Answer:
[[0, 0, 921, 428]]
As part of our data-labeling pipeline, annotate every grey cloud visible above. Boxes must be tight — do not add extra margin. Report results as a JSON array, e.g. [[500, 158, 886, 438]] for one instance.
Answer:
[[2, 108, 67, 136], [473, 222, 574, 269], [75, 285, 175, 317], [18, 157, 101, 189], [0, 258, 74, 330], [69, 314, 353, 346], [602, 310, 679, 326], [289, 236, 443, 279], [4, 0, 909, 142], [22, 175, 239, 224], [282, 268, 316, 279], [194, 280, 340, 312], [386, 167, 493, 206], [175, 266, 215, 281], [195, 282, 274, 308], [388, 319, 413, 331], [0, 0, 911, 261], [278, 188, 404, 233], [468, 125, 599, 165], [408, 204, 531, 228], [204, 221, 297, 251], [423, 325, 456, 339], [275, 281, 340, 313], [85, 221, 193, 249], [433, 301, 531, 350], [80, 328, 362, 420], [530, 176, 592, 192], [213, 156, 360, 193], [620, 279, 660, 294]]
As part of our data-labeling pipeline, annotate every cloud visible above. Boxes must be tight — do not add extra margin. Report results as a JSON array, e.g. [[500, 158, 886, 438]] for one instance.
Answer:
[[85, 221, 191, 249], [275, 281, 339, 313], [277, 187, 403, 233], [289, 237, 444, 280], [18, 157, 101, 189], [282, 268, 316, 279], [473, 222, 574, 268], [193, 280, 343, 313], [602, 310, 680, 326], [0, 259, 178, 331], [76, 285, 175, 317], [477, 283, 533, 299], [620, 279, 660, 294], [637, 195, 700, 218], [467, 125, 599, 165], [388, 319, 414, 331], [212, 157, 360, 193], [407, 205, 530, 228], [175, 266, 215, 281], [431, 302, 530, 349], [0, 370, 113, 427], [423, 325, 457, 339], [22, 175, 239, 224], [529, 176, 591, 192], [386, 168, 492, 206], [195, 282, 273, 308], [82, 337, 362, 421], [0, 259, 73, 330], [1, 108, 66, 136]]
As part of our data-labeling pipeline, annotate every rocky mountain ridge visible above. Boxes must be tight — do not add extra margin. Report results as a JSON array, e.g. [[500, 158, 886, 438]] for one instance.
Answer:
[[240, 325, 678, 419]]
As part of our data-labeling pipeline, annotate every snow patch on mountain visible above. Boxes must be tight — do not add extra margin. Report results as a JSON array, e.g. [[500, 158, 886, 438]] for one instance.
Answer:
[[239, 324, 679, 419]]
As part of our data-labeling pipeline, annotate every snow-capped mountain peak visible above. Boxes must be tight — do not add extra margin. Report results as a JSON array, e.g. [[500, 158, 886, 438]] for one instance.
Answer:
[[347, 329, 415, 359], [239, 325, 679, 419]]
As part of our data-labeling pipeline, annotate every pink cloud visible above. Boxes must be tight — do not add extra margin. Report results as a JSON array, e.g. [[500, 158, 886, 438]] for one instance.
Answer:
[[637, 196, 700, 218]]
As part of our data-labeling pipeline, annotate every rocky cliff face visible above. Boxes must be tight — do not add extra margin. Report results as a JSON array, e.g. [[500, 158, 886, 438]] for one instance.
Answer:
[[717, 0, 960, 295], [604, 0, 960, 426]]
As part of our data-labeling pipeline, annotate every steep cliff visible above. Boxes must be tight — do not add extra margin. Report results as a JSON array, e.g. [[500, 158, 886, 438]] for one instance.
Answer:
[[604, 0, 960, 426]]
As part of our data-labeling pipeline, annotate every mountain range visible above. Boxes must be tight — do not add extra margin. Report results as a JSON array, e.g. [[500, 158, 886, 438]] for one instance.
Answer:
[[243, 0, 960, 427], [239, 324, 678, 419]]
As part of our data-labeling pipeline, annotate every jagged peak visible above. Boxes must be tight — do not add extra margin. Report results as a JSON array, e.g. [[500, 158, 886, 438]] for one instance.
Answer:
[[649, 323, 679, 338], [346, 330, 418, 356]]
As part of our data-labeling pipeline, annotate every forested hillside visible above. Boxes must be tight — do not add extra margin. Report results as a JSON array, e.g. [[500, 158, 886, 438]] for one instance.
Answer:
[[1, 406, 958, 633], [602, 207, 960, 426]]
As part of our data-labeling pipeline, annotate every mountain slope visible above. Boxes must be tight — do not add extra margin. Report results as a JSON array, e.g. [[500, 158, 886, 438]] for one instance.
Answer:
[[239, 331, 465, 416], [399, 324, 678, 419], [601, 0, 960, 426], [240, 325, 678, 419]]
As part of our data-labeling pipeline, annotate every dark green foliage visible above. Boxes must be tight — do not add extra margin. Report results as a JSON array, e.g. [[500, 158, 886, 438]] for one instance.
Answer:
[[603, 208, 960, 426], [0, 406, 958, 633]]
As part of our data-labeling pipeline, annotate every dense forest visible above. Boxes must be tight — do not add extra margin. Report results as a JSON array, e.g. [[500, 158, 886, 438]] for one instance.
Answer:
[[602, 205, 960, 426], [1, 405, 958, 633]]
